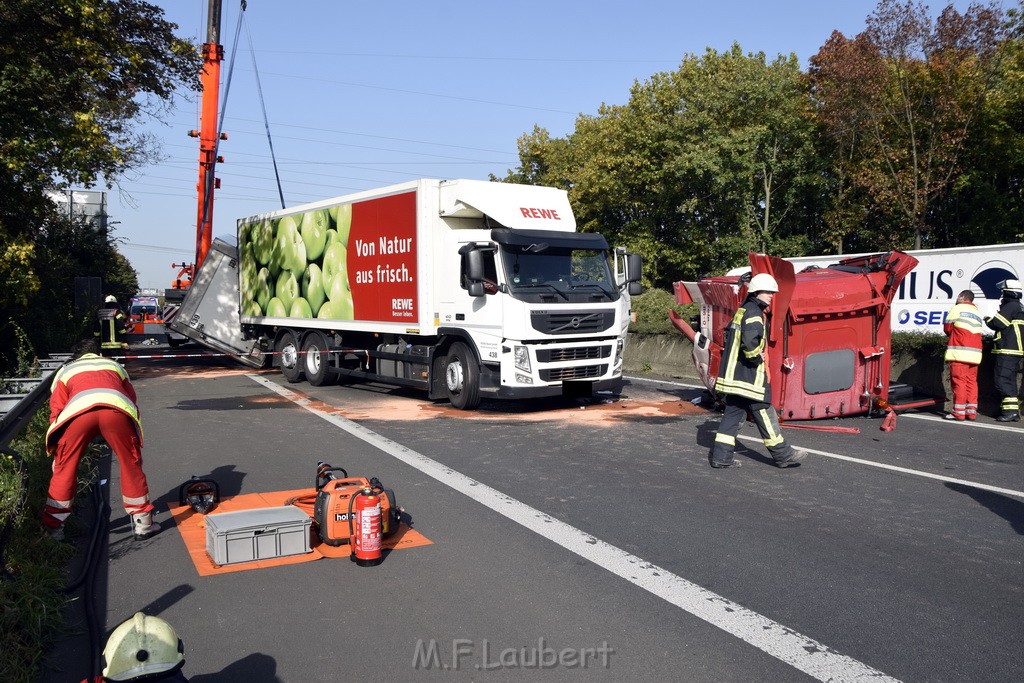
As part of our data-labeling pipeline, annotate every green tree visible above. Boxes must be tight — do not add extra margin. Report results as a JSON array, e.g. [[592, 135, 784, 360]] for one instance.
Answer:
[[809, 0, 1005, 251], [503, 44, 824, 288], [0, 0, 200, 309]]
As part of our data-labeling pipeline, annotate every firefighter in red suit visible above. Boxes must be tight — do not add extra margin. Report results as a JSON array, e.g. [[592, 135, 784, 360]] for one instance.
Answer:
[[42, 338, 160, 540], [942, 290, 984, 420]]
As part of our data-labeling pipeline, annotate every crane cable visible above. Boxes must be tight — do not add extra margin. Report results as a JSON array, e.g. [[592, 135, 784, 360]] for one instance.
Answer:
[[242, 6, 287, 209]]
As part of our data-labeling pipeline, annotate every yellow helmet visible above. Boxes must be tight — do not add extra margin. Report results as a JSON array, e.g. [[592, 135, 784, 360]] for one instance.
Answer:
[[102, 612, 185, 681]]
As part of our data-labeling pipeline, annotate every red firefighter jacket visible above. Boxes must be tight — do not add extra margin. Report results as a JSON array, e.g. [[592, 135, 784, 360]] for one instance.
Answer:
[[46, 353, 143, 453]]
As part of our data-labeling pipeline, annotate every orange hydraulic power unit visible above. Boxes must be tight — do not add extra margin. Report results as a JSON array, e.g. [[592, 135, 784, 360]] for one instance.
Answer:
[[311, 462, 399, 547], [670, 251, 930, 421]]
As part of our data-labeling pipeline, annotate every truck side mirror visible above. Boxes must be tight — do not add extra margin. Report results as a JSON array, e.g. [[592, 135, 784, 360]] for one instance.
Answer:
[[467, 281, 485, 297], [628, 282, 643, 296], [626, 253, 643, 283], [465, 248, 486, 282]]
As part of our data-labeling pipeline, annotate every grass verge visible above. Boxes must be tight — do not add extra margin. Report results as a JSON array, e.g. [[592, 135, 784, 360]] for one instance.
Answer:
[[1, 407, 100, 683]]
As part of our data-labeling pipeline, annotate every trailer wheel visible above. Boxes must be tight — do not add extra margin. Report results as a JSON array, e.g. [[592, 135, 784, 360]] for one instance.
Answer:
[[277, 331, 305, 383], [302, 332, 336, 387], [444, 342, 480, 410]]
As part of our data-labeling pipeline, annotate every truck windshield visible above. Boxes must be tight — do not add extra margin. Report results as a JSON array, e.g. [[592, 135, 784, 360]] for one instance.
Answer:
[[501, 246, 617, 303]]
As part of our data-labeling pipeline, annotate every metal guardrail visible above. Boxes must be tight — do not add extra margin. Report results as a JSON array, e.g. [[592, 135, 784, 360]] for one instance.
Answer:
[[0, 368, 56, 449]]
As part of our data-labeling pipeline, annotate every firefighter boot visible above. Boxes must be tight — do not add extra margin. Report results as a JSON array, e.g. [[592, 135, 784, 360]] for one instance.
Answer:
[[996, 411, 1020, 422], [132, 512, 161, 539]]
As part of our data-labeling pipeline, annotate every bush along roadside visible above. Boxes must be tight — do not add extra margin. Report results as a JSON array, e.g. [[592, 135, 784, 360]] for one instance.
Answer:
[[0, 406, 101, 683], [628, 287, 696, 335]]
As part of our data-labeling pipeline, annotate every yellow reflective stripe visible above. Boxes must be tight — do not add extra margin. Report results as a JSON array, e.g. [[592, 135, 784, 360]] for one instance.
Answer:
[[757, 408, 784, 446], [714, 433, 736, 446], [945, 347, 982, 363], [52, 355, 129, 387]]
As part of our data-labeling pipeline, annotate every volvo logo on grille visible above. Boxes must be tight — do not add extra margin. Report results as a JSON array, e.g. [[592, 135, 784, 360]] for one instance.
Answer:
[[570, 317, 581, 328]]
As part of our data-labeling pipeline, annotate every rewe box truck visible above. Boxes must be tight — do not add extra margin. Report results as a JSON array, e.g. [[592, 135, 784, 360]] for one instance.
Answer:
[[174, 179, 642, 409]]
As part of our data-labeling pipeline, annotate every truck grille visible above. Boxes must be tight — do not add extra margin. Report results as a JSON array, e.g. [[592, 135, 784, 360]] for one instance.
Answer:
[[537, 346, 610, 362], [531, 310, 614, 335], [540, 364, 608, 381]]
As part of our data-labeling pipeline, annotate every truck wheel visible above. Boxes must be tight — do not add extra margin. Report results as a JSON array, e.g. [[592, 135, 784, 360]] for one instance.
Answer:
[[302, 332, 336, 387], [444, 342, 480, 409], [277, 331, 305, 383]]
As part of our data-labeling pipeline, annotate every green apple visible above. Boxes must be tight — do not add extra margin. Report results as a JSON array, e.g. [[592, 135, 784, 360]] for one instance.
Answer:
[[324, 228, 340, 248], [322, 242, 347, 285], [317, 298, 352, 320], [242, 299, 262, 317], [325, 277, 354, 319], [334, 203, 352, 245], [273, 215, 305, 272], [266, 297, 287, 317], [302, 263, 327, 315], [240, 242, 258, 300], [289, 297, 313, 318], [300, 209, 329, 262], [275, 270, 299, 312], [255, 267, 273, 313], [251, 220, 275, 265]]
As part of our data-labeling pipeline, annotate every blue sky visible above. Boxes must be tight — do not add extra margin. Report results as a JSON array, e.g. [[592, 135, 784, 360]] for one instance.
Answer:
[[109, 0, 992, 290]]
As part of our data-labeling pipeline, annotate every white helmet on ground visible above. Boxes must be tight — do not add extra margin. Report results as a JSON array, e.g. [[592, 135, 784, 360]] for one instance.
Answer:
[[748, 273, 779, 294], [102, 612, 185, 681]]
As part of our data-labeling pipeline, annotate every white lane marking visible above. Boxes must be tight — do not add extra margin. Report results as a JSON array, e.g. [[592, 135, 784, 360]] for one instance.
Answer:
[[249, 374, 898, 683], [900, 413, 1024, 433], [736, 434, 1024, 500]]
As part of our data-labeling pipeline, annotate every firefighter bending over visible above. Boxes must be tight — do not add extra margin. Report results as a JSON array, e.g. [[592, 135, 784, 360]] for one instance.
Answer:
[[41, 338, 160, 541], [708, 273, 807, 469]]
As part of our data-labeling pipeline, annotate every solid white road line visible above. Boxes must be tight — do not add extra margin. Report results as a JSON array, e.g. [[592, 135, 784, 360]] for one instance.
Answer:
[[249, 374, 899, 683], [736, 434, 1024, 500]]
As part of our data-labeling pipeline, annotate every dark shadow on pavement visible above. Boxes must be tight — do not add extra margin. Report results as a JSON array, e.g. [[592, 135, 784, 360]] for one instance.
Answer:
[[189, 653, 282, 682], [945, 482, 1024, 536]]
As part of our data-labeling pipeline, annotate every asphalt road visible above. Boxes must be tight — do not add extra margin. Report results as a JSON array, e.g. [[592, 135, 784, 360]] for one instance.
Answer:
[[41, 354, 1023, 682]]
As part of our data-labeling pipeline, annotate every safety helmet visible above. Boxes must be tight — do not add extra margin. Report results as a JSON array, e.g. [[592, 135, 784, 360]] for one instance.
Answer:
[[748, 273, 779, 294], [105, 295, 118, 304], [102, 612, 185, 681], [999, 279, 1022, 297]]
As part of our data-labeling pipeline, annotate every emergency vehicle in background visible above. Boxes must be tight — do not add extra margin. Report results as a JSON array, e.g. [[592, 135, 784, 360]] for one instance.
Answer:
[[785, 243, 1024, 335], [670, 251, 938, 421], [169, 178, 643, 409]]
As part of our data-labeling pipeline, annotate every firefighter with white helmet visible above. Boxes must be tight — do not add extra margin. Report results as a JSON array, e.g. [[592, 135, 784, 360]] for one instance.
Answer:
[[101, 612, 187, 681], [97, 295, 129, 356], [709, 271, 807, 468], [985, 279, 1024, 421]]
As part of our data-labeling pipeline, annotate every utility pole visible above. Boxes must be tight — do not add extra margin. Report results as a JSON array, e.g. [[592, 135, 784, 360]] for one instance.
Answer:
[[188, 0, 225, 271]]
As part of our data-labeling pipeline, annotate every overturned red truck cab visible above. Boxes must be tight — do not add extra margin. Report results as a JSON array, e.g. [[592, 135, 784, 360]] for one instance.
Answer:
[[670, 251, 940, 421]]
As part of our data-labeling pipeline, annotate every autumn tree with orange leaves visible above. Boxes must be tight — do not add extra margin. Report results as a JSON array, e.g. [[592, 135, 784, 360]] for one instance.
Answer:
[[809, 0, 1004, 252]]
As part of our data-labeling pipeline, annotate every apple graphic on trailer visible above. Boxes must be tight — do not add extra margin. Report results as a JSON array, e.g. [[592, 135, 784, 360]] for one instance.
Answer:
[[265, 297, 287, 317], [290, 297, 313, 318], [328, 203, 352, 245], [254, 267, 273, 313], [302, 263, 327, 316], [276, 270, 300, 312], [274, 215, 306, 273], [321, 242, 347, 286], [300, 209, 329, 262], [251, 219, 275, 265], [240, 242, 259, 301], [242, 299, 262, 317]]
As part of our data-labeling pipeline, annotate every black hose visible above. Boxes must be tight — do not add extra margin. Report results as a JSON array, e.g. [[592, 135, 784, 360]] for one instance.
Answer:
[[60, 451, 111, 682]]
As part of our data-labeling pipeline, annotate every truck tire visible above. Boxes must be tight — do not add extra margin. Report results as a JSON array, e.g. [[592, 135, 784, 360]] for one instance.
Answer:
[[444, 342, 480, 410], [277, 331, 305, 383], [302, 332, 336, 387]]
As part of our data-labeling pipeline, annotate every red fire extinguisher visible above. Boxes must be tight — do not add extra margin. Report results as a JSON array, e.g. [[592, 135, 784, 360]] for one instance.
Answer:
[[348, 486, 383, 567]]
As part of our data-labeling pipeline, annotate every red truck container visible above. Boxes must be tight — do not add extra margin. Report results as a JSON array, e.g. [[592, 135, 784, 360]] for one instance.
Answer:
[[671, 251, 937, 420]]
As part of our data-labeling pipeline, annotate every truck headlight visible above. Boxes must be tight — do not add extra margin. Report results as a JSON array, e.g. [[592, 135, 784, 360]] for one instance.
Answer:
[[614, 339, 624, 366], [514, 345, 531, 372]]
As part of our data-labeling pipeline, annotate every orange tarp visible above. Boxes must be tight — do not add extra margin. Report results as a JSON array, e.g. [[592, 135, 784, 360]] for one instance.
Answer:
[[168, 488, 432, 576]]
